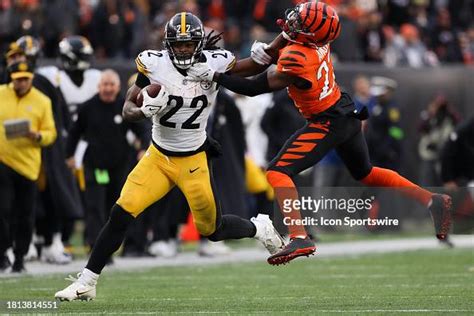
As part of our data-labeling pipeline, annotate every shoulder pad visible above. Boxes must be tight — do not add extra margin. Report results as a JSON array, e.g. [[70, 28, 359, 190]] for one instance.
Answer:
[[203, 49, 236, 73], [135, 50, 165, 75]]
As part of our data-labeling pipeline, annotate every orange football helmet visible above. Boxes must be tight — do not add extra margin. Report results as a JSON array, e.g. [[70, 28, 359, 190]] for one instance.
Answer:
[[277, 1, 341, 47]]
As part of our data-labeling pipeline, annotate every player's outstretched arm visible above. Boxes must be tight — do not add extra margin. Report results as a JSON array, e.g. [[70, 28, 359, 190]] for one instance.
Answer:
[[229, 33, 287, 77], [123, 84, 146, 122]]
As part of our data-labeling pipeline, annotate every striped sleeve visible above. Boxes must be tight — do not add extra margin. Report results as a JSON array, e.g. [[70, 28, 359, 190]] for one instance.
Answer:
[[276, 47, 308, 76]]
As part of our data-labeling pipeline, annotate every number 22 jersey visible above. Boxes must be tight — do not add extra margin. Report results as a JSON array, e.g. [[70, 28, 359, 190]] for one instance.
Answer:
[[135, 49, 235, 154]]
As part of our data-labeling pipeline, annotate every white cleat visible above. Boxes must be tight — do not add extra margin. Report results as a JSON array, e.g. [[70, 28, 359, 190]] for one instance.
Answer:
[[149, 240, 178, 258], [24, 243, 38, 262], [251, 214, 285, 255], [54, 273, 96, 301], [41, 245, 72, 264], [198, 240, 232, 257]]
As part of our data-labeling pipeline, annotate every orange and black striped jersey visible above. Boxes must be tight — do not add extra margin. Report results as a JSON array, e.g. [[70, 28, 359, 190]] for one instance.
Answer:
[[276, 43, 341, 118]]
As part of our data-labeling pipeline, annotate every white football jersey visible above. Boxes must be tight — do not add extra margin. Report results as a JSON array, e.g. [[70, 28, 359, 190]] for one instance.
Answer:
[[136, 49, 236, 153], [38, 66, 101, 115]]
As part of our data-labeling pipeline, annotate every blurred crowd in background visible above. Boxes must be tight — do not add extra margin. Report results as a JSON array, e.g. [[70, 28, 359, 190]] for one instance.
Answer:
[[0, 0, 473, 272], [0, 0, 473, 66]]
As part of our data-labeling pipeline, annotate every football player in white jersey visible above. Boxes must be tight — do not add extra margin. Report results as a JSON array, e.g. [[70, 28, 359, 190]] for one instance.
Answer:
[[38, 36, 101, 121], [54, 12, 284, 301], [39, 36, 101, 254]]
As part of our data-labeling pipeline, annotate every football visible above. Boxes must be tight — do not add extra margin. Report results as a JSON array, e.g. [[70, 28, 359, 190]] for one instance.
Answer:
[[136, 83, 162, 107]]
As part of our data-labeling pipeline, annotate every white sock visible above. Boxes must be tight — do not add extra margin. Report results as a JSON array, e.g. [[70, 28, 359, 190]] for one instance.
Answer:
[[79, 268, 99, 285]]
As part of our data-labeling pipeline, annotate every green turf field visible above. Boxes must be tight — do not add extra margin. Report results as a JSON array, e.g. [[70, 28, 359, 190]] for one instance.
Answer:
[[1, 248, 473, 315]]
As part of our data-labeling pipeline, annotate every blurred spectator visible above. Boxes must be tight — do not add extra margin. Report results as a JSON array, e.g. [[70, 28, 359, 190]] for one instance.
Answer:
[[13, 35, 81, 264], [429, 8, 463, 63], [365, 76, 403, 170], [352, 74, 377, 115], [0, 0, 43, 47], [41, 0, 79, 58], [441, 117, 474, 189], [261, 90, 306, 164], [459, 24, 474, 65], [38, 36, 102, 251], [0, 61, 56, 273], [418, 94, 459, 186], [359, 11, 386, 62], [383, 0, 411, 26], [90, 0, 146, 59], [253, 0, 301, 33], [65, 69, 149, 250], [440, 117, 474, 233], [208, 90, 247, 220], [0, 0, 471, 66], [331, 2, 363, 62], [384, 23, 438, 68]]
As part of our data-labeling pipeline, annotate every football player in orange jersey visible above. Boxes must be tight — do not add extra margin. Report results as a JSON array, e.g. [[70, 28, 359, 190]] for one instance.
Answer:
[[188, 1, 452, 265]]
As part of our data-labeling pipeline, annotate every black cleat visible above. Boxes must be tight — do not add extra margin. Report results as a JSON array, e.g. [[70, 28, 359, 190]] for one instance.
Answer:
[[429, 194, 452, 241], [0, 255, 11, 272], [267, 237, 316, 266], [11, 259, 26, 273]]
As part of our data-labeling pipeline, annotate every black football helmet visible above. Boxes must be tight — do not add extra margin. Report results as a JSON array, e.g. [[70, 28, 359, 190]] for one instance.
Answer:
[[164, 12, 205, 69], [16, 36, 41, 66], [58, 36, 93, 71]]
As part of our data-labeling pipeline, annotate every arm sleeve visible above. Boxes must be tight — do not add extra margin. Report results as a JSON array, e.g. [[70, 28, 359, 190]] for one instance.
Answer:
[[215, 72, 271, 97], [38, 99, 57, 146], [135, 72, 151, 89]]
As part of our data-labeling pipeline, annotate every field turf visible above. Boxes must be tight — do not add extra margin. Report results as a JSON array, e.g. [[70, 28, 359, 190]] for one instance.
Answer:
[[0, 248, 472, 315]]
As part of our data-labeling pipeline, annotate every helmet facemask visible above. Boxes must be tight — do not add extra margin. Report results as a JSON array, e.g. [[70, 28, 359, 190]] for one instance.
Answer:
[[59, 36, 93, 71], [165, 38, 204, 69], [279, 6, 318, 47]]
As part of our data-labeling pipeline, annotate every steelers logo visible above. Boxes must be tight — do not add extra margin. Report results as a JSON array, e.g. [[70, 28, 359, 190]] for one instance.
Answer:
[[19, 63, 28, 71], [200, 80, 212, 90]]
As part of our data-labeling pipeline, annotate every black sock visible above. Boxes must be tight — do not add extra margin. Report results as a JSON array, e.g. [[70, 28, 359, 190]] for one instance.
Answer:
[[207, 215, 256, 242], [255, 192, 273, 218], [85, 204, 134, 274]]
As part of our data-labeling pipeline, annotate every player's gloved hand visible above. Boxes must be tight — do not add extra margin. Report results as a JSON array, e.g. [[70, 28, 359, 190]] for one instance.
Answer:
[[140, 87, 169, 118], [187, 62, 215, 82], [251, 40, 272, 65]]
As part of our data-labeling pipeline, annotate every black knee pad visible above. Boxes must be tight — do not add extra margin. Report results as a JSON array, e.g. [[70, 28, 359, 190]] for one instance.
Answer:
[[351, 165, 373, 181], [109, 204, 134, 231]]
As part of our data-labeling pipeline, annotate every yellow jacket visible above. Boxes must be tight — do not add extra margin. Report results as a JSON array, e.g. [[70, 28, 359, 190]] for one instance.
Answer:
[[0, 83, 56, 180]]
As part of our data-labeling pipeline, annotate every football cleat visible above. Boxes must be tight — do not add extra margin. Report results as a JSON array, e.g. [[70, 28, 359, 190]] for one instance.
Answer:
[[251, 214, 285, 255], [55, 273, 96, 301], [267, 236, 316, 265], [429, 194, 452, 241], [41, 245, 72, 264], [11, 259, 26, 273], [149, 240, 178, 258], [198, 241, 231, 257], [0, 255, 11, 272]]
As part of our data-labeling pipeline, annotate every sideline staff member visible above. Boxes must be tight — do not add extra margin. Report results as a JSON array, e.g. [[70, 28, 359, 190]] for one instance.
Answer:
[[0, 61, 57, 273]]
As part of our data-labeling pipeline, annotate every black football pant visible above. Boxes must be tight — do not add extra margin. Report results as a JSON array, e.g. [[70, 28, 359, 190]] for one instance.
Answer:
[[83, 165, 128, 248], [268, 93, 372, 181], [0, 163, 37, 261]]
